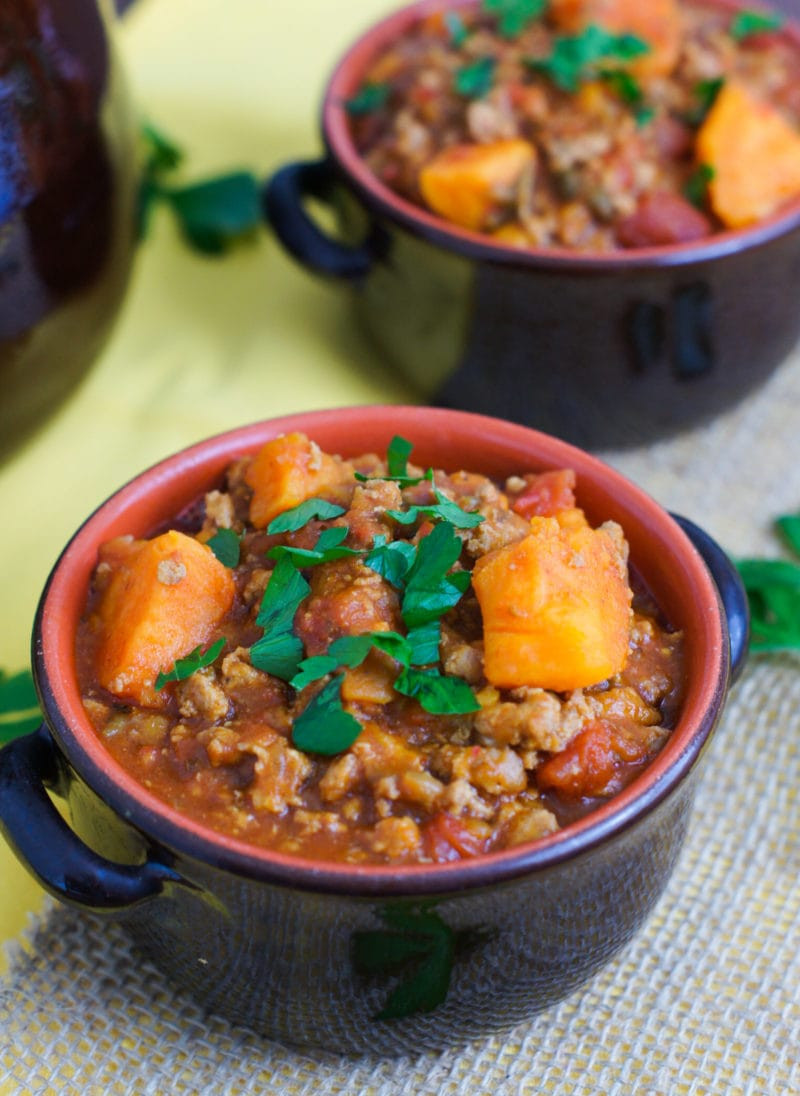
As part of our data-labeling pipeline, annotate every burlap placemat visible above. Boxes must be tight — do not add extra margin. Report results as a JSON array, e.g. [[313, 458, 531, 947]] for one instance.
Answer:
[[2, 352, 800, 1095]]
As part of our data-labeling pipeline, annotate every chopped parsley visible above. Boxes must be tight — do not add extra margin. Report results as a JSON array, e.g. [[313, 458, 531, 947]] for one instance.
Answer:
[[526, 25, 651, 93], [729, 10, 784, 41], [207, 527, 241, 568], [454, 56, 497, 98], [482, 0, 547, 39], [684, 162, 715, 209], [247, 436, 482, 751], [684, 77, 725, 127], [155, 639, 226, 691], [344, 82, 390, 116], [267, 525, 363, 566], [292, 676, 363, 755], [445, 10, 470, 47]]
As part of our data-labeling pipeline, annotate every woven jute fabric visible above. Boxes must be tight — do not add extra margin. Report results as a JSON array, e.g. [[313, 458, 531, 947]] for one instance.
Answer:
[[2, 352, 800, 1094]]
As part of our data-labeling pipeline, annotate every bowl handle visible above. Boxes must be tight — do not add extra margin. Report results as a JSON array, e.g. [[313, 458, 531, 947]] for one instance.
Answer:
[[671, 513, 750, 684], [0, 723, 185, 911], [263, 158, 375, 280]]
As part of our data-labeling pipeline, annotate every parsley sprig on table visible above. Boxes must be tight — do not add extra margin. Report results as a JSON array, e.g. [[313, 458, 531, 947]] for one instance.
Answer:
[[139, 122, 261, 255], [0, 670, 41, 745], [248, 436, 483, 753], [736, 512, 800, 652]]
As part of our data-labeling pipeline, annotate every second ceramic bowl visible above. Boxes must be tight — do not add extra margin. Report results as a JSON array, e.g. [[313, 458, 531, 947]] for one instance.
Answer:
[[265, 0, 800, 449]]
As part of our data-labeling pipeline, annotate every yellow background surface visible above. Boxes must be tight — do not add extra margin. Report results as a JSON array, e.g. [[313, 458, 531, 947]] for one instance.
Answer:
[[0, 0, 411, 955]]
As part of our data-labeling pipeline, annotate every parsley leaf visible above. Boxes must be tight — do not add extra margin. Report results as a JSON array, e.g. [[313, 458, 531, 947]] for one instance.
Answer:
[[730, 10, 784, 40], [291, 675, 363, 754], [599, 68, 654, 125], [364, 535, 417, 588], [250, 630, 305, 681], [445, 10, 470, 47], [267, 498, 346, 535], [207, 527, 241, 568], [167, 173, 261, 255], [735, 510, 800, 652], [454, 57, 496, 98], [387, 435, 414, 478], [483, 0, 547, 38], [345, 82, 390, 115], [406, 621, 442, 666], [155, 639, 225, 690], [250, 556, 310, 680], [387, 487, 484, 529], [137, 121, 260, 255], [402, 522, 469, 628], [684, 77, 725, 127], [527, 25, 650, 93], [255, 555, 310, 633], [684, 163, 715, 209], [0, 669, 42, 745], [394, 667, 480, 714], [267, 525, 362, 566]]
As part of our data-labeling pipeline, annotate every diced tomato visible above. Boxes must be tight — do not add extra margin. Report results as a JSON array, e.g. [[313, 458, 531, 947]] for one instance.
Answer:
[[616, 192, 712, 248], [536, 719, 648, 799], [510, 469, 577, 519], [422, 812, 489, 863]]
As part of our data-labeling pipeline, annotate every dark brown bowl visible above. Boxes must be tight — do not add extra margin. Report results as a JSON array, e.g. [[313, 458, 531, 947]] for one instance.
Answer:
[[264, 0, 800, 449], [0, 0, 138, 461], [0, 407, 748, 1054]]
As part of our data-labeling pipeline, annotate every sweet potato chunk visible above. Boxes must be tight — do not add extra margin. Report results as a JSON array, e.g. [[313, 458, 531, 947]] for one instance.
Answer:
[[244, 432, 352, 529], [95, 530, 235, 707], [419, 139, 536, 231], [472, 515, 632, 691], [696, 80, 800, 228], [549, 0, 683, 78]]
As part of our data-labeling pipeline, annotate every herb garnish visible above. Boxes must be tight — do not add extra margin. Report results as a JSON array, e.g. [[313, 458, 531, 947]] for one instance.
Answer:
[[600, 69, 655, 126], [736, 511, 800, 652], [207, 527, 241, 568], [345, 82, 391, 116], [250, 436, 482, 751], [526, 25, 651, 93], [730, 10, 784, 41], [155, 639, 226, 690], [454, 56, 496, 98], [250, 556, 310, 680], [386, 486, 485, 529], [684, 77, 725, 127], [684, 162, 715, 209], [139, 123, 261, 255], [267, 526, 363, 566], [292, 676, 363, 755], [267, 498, 347, 535], [445, 10, 470, 47], [0, 669, 41, 745], [483, 0, 547, 39]]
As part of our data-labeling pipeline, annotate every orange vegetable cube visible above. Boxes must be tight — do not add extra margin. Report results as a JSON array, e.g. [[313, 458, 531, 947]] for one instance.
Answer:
[[472, 516, 632, 691], [419, 139, 536, 232], [245, 432, 352, 529], [95, 530, 235, 707], [696, 81, 800, 228], [549, 0, 683, 78]]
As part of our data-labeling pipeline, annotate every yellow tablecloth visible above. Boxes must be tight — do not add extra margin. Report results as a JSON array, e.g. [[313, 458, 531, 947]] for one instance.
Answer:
[[1, 2, 799, 1092]]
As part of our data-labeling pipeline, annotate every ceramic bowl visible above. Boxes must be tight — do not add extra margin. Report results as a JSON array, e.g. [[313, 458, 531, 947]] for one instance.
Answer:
[[0, 407, 748, 1054], [264, 0, 800, 449]]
